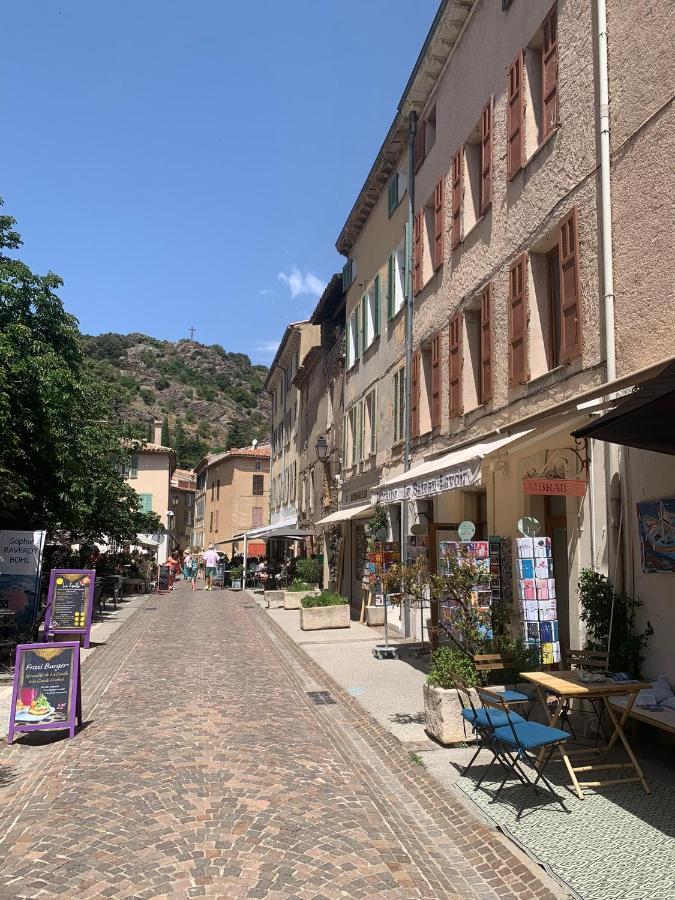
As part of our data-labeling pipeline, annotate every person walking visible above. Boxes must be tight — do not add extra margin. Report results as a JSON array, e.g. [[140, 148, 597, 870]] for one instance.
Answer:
[[202, 544, 219, 591], [183, 550, 199, 590]]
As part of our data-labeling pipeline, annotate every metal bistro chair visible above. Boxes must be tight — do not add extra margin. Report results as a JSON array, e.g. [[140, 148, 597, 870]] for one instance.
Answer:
[[566, 649, 611, 744], [473, 653, 532, 718], [453, 677, 527, 791], [478, 687, 571, 818]]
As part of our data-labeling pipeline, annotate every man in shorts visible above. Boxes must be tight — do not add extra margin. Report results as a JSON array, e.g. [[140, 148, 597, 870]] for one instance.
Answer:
[[202, 544, 219, 591]]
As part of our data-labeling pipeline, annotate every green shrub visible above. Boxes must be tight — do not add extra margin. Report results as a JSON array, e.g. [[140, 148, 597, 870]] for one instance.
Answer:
[[287, 580, 313, 593], [301, 591, 348, 609], [427, 647, 478, 691], [295, 557, 322, 585]]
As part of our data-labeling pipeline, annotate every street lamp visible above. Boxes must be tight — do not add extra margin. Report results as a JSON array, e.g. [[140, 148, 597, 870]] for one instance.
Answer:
[[315, 435, 329, 462]]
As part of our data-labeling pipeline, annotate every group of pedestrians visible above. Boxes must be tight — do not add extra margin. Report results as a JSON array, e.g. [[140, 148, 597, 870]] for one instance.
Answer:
[[164, 544, 221, 591]]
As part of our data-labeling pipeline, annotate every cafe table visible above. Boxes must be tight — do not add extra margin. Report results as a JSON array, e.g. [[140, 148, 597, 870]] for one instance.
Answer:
[[520, 670, 652, 799]]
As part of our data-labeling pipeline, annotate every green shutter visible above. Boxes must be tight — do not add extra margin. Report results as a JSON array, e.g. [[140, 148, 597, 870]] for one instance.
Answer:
[[129, 454, 138, 478], [139, 493, 153, 514], [374, 274, 380, 336], [354, 309, 360, 360], [388, 174, 399, 217], [345, 319, 351, 368], [387, 253, 395, 319], [360, 296, 366, 354], [404, 222, 411, 300]]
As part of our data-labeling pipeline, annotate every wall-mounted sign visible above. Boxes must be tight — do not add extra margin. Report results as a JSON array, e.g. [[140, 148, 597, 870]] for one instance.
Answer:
[[0, 530, 46, 628], [7, 642, 82, 743], [457, 520, 476, 541], [523, 478, 586, 497], [375, 460, 481, 505], [44, 570, 96, 648]]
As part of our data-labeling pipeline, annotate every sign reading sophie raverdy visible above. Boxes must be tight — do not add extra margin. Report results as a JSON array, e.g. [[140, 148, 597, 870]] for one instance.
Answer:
[[7, 642, 82, 743], [0, 531, 46, 627], [374, 460, 481, 505]]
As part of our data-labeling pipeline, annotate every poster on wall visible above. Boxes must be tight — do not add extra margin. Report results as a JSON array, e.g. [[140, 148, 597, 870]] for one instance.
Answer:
[[0, 530, 47, 628], [637, 500, 675, 573]]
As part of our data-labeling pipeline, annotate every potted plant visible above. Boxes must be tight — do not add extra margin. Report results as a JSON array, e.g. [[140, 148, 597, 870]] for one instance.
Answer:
[[282, 579, 319, 610], [294, 557, 322, 588], [299, 591, 350, 631], [229, 565, 243, 590], [424, 647, 480, 744]]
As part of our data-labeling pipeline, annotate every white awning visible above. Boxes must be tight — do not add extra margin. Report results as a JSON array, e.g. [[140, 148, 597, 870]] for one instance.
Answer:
[[373, 430, 533, 504], [315, 504, 373, 526], [231, 517, 311, 542]]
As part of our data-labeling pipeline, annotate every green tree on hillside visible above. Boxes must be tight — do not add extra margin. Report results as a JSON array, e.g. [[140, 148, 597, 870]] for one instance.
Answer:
[[161, 415, 170, 447], [0, 200, 161, 541], [226, 420, 252, 450]]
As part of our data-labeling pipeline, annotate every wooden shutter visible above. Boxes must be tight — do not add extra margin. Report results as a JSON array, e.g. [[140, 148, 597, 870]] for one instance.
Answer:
[[508, 253, 529, 384], [413, 118, 426, 173], [431, 332, 441, 428], [480, 283, 493, 403], [411, 352, 420, 438], [393, 373, 400, 443], [542, 7, 558, 139], [413, 210, 423, 295], [451, 147, 463, 250], [374, 274, 381, 336], [559, 207, 581, 361], [434, 178, 444, 270], [448, 314, 463, 418], [507, 50, 524, 179], [480, 98, 492, 215], [387, 252, 395, 319]]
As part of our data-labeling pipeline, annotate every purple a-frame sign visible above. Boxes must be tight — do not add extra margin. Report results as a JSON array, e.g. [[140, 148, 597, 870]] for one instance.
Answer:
[[7, 642, 82, 744], [44, 569, 96, 648]]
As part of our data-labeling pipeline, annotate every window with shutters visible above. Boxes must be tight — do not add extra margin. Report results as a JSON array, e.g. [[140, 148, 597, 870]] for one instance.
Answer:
[[216, 479, 220, 501], [214, 509, 219, 532], [448, 314, 463, 418], [252, 475, 264, 496], [347, 305, 360, 369], [342, 257, 356, 291], [524, 6, 559, 159], [480, 284, 493, 403], [418, 343, 434, 435], [422, 196, 436, 285], [462, 100, 493, 234], [387, 165, 408, 217], [138, 493, 153, 514], [463, 289, 492, 411], [528, 207, 581, 378], [252, 506, 263, 528], [413, 106, 436, 173], [411, 351, 421, 438], [508, 254, 529, 384], [413, 210, 423, 295], [387, 236, 406, 319], [451, 146, 463, 248], [128, 455, 139, 479], [362, 275, 381, 351], [507, 50, 524, 179], [363, 389, 377, 457], [393, 368, 406, 444], [431, 331, 442, 429], [433, 178, 444, 270]]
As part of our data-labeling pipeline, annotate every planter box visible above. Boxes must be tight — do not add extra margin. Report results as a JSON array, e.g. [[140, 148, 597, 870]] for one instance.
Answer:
[[283, 589, 318, 610], [365, 606, 386, 627], [423, 682, 479, 746], [265, 590, 285, 609], [230, 579, 242, 590], [299, 603, 350, 631]]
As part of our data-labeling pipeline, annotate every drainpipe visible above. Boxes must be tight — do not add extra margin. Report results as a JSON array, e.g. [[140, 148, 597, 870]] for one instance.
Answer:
[[596, 0, 621, 580], [400, 111, 416, 636]]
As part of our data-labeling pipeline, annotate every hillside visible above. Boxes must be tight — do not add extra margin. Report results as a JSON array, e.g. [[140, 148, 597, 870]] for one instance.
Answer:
[[82, 333, 271, 468]]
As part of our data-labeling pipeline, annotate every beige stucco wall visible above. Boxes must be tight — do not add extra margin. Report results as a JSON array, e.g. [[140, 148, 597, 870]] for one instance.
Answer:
[[129, 450, 171, 562], [202, 455, 270, 548]]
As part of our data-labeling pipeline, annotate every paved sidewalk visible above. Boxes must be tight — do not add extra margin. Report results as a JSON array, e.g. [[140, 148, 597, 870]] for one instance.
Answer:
[[0, 585, 561, 899]]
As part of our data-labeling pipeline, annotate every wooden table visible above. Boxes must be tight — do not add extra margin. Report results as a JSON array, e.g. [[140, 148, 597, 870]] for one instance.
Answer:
[[520, 670, 652, 799]]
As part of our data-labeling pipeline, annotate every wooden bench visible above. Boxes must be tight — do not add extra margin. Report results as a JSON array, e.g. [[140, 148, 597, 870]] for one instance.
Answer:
[[609, 693, 675, 735]]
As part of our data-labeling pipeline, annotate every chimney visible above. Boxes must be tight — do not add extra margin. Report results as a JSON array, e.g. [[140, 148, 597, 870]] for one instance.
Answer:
[[153, 419, 162, 444]]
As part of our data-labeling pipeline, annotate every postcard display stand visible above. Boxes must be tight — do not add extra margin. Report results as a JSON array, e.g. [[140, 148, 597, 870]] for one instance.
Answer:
[[515, 537, 561, 665], [365, 542, 401, 659]]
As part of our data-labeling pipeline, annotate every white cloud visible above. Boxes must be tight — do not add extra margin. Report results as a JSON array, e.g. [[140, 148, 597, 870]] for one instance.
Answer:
[[277, 266, 325, 299], [258, 288, 274, 296]]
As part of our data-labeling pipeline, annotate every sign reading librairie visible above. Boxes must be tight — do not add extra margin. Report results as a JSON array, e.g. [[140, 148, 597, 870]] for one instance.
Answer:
[[44, 570, 96, 648], [7, 642, 82, 743]]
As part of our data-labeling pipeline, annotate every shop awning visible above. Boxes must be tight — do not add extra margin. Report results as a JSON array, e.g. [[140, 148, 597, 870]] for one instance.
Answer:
[[231, 518, 311, 542], [573, 360, 675, 455], [315, 504, 372, 526], [373, 430, 533, 504]]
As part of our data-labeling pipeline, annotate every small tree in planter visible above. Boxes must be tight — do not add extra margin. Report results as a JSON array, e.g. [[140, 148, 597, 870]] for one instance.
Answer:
[[299, 591, 350, 631], [295, 557, 322, 588], [229, 565, 243, 589]]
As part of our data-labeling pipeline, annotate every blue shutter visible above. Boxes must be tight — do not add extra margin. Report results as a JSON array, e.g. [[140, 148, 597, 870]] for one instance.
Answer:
[[139, 493, 153, 514]]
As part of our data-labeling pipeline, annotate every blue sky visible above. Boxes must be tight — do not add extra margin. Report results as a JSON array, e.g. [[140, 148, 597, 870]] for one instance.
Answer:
[[2, 1, 438, 365]]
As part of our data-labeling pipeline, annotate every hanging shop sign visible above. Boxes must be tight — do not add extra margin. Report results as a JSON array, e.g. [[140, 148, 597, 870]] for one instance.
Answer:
[[44, 570, 96, 648], [375, 460, 481, 505], [523, 477, 587, 497], [7, 642, 82, 743], [0, 530, 47, 628]]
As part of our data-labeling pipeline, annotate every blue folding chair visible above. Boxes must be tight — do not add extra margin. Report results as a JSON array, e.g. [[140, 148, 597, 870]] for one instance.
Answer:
[[478, 687, 571, 818], [453, 678, 528, 792], [473, 653, 532, 718]]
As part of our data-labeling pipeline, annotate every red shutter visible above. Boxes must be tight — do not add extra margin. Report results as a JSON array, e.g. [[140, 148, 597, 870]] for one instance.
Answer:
[[508, 254, 529, 384], [480, 283, 493, 403], [414, 119, 426, 173], [411, 351, 421, 438], [413, 210, 423, 295], [431, 332, 441, 428], [507, 50, 524, 180], [559, 207, 582, 361], [542, 7, 558, 139], [480, 98, 492, 215], [448, 314, 463, 418], [434, 178, 444, 270], [451, 146, 463, 250]]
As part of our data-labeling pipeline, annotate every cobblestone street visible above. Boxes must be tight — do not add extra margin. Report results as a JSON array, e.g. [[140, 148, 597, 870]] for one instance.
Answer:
[[0, 587, 558, 899]]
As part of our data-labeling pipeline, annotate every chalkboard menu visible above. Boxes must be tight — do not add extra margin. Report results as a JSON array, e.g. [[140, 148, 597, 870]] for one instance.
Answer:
[[157, 565, 170, 592], [44, 570, 95, 648], [7, 642, 81, 743]]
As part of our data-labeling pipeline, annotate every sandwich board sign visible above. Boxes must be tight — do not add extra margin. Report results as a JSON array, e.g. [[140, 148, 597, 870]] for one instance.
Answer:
[[0, 530, 46, 629], [7, 642, 82, 743], [44, 570, 96, 648]]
